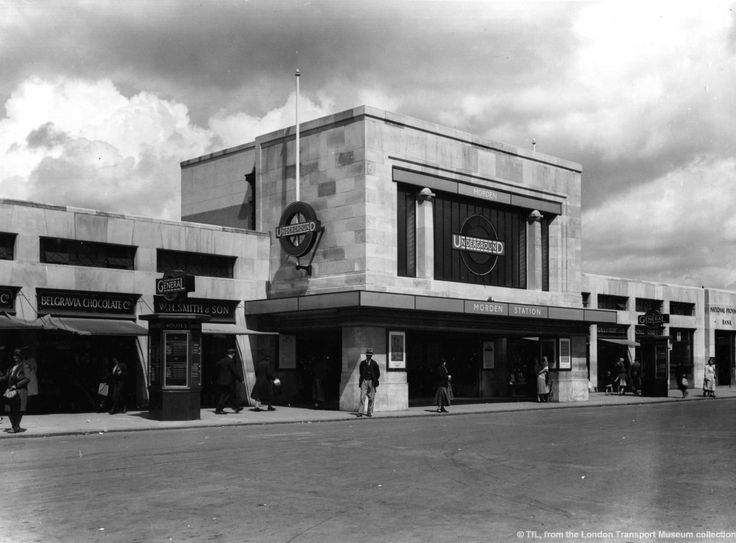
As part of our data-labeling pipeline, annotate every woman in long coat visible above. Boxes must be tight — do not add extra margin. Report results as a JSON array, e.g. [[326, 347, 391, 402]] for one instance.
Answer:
[[703, 358, 717, 398], [535, 357, 550, 403]]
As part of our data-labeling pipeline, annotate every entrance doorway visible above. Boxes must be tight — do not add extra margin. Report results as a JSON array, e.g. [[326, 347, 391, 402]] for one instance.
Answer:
[[407, 332, 484, 403], [294, 331, 342, 409], [406, 331, 559, 404], [715, 331, 734, 386]]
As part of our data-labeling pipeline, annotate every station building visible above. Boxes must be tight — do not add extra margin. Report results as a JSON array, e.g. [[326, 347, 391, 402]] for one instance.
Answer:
[[1, 106, 733, 413]]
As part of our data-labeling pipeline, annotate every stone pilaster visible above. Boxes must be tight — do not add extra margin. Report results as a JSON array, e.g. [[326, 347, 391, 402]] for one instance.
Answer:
[[339, 326, 408, 412], [527, 210, 543, 290], [416, 187, 435, 279]]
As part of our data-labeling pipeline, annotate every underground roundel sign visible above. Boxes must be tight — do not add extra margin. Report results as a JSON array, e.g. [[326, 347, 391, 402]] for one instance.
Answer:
[[275, 201, 322, 258], [452, 215, 505, 276]]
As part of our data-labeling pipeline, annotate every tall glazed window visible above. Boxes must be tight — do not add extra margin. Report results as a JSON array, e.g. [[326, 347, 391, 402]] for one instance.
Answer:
[[397, 185, 417, 278]]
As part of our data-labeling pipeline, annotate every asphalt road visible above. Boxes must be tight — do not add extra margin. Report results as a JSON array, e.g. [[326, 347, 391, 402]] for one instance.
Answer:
[[1, 400, 734, 543]]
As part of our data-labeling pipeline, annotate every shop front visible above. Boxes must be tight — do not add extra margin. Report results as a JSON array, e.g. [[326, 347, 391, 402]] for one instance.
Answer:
[[0, 288, 148, 413], [246, 291, 615, 411]]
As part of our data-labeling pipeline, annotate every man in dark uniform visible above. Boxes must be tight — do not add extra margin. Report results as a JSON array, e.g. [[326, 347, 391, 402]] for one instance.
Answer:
[[108, 357, 128, 414], [357, 348, 380, 417], [215, 347, 243, 414]]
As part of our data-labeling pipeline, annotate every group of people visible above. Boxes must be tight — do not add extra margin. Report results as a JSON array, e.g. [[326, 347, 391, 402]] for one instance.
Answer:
[[1, 347, 38, 433], [605, 357, 643, 396], [214, 348, 279, 414]]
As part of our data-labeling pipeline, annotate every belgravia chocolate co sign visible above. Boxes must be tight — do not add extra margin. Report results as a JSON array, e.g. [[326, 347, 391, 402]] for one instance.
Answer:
[[452, 214, 505, 276]]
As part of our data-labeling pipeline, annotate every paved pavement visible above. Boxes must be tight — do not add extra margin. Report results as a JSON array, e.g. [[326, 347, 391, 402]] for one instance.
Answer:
[[3, 386, 735, 438]]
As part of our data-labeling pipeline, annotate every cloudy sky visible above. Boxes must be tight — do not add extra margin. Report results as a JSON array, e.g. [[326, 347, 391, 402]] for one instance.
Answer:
[[1, 1, 735, 289]]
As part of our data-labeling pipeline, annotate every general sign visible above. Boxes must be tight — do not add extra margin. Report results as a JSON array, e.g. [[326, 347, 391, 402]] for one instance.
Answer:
[[156, 270, 195, 302], [637, 309, 669, 328]]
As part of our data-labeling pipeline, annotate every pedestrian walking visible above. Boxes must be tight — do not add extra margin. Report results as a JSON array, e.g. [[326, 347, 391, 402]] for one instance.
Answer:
[[108, 356, 128, 414], [312, 355, 328, 409], [535, 357, 550, 403], [629, 358, 642, 396], [1, 349, 30, 433], [20, 348, 39, 413], [678, 372, 689, 398], [434, 359, 451, 413], [215, 348, 243, 414], [615, 357, 628, 395], [357, 348, 380, 417], [703, 358, 717, 398], [251, 356, 276, 411]]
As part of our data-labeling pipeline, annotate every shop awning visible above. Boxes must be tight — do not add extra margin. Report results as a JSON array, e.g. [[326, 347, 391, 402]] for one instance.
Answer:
[[599, 338, 640, 347], [37, 315, 91, 335], [0, 313, 42, 330], [202, 322, 278, 335], [53, 317, 148, 336]]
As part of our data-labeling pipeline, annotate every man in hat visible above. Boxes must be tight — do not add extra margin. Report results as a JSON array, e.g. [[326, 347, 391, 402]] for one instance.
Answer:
[[215, 347, 243, 414], [357, 348, 380, 417]]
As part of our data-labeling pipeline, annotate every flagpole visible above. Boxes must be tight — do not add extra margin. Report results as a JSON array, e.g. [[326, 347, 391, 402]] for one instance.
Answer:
[[295, 69, 300, 202]]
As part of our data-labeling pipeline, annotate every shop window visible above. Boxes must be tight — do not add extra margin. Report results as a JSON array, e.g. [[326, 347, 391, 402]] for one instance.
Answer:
[[597, 294, 628, 311], [670, 301, 695, 316], [635, 297, 663, 313], [0, 232, 16, 260], [157, 249, 235, 279], [40, 237, 136, 270], [397, 184, 417, 278]]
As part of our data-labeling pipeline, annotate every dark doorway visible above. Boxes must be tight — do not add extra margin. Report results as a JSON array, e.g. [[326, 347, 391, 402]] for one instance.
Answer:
[[715, 331, 734, 386], [639, 337, 669, 396], [407, 332, 485, 403], [294, 331, 342, 409]]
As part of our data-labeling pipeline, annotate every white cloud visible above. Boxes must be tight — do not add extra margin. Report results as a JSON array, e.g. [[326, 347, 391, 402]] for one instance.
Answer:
[[583, 155, 736, 288], [0, 76, 213, 219], [563, 1, 735, 160], [208, 92, 335, 149]]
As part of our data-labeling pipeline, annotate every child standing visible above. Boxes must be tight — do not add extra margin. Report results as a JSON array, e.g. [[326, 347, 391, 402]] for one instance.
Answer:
[[678, 373, 689, 398]]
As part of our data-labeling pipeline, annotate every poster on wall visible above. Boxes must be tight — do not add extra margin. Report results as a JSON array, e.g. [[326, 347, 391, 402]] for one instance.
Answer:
[[558, 338, 572, 370], [164, 332, 189, 387], [482, 341, 495, 369], [388, 330, 406, 370]]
